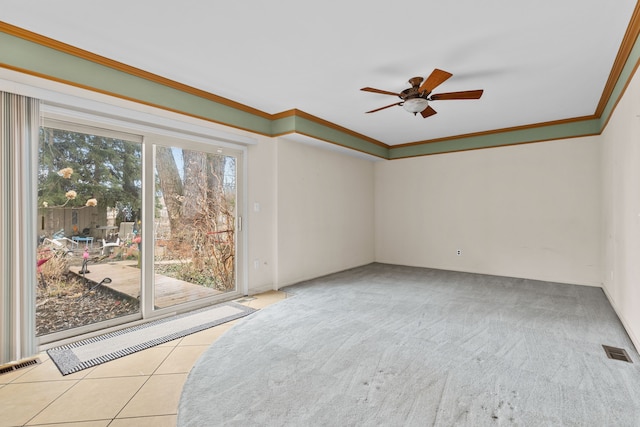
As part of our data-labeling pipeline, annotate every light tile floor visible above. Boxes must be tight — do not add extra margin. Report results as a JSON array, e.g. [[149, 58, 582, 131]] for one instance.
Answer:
[[0, 291, 287, 427]]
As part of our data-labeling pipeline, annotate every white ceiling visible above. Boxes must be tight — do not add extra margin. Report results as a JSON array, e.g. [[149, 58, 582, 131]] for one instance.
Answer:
[[1, 0, 637, 146]]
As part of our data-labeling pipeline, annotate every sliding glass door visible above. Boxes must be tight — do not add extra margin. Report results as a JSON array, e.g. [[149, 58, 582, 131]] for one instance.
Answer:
[[152, 143, 240, 310], [36, 122, 142, 339], [36, 117, 245, 344]]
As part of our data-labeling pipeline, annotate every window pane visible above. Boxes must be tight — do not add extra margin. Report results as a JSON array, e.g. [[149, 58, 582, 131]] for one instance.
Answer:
[[154, 146, 236, 308], [36, 126, 142, 336]]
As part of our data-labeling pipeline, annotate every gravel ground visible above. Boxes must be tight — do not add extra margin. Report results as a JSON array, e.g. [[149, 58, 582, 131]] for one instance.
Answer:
[[36, 273, 139, 337]]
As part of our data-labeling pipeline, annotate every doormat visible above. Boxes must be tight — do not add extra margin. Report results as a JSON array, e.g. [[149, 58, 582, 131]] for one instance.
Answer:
[[47, 301, 256, 375]]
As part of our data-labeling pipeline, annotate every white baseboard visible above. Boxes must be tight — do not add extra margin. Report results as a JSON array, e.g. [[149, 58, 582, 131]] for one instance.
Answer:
[[247, 282, 278, 295], [601, 285, 640, 353]]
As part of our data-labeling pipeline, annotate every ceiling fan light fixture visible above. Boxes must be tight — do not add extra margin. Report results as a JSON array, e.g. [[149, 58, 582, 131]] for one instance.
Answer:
[[402, 97, 429, 114]]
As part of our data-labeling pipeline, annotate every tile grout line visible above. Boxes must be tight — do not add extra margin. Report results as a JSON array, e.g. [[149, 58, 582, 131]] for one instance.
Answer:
[[106, 414, 177, 425], [109, 339, 184, 423], [22, 372, 84, 426], [1, 361, 40, 385], [108, 373, 155, 423]]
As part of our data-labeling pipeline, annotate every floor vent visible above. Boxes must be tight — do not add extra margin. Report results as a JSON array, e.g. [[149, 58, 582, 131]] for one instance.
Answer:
[[0, 357, 41, 375], [602, 345, 633, 363]]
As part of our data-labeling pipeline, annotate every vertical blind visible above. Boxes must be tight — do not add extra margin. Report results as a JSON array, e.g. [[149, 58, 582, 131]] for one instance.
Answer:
[[0, 92, 39, 364]]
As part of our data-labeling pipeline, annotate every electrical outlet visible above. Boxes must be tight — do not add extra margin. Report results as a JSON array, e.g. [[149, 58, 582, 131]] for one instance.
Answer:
[[456, 249, 462, 256], [253, 259, 260, 269]]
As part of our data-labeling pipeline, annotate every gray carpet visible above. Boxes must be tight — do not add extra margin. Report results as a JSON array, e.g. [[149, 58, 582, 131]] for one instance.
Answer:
[[178, 263, 640, 426]]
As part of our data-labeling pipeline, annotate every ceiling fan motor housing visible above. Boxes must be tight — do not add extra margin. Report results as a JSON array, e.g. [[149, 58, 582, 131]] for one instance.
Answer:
[[400, 87, 429, 101], [401, 78, 430, 113], [401, 77, 430, 102]]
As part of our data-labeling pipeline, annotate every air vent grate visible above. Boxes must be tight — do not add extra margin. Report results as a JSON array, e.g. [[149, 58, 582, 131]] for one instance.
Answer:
[[602, 345, 633, 363], [0, 357, 41, 375]]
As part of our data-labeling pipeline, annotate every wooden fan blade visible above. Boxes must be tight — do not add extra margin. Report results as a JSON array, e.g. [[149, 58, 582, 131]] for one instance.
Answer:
[[430, 89, 484, 100], [361, 87, 401, 97], [366, 102, 402, 114], [419, 69, 453, 94], [421, 105, 437, 118]]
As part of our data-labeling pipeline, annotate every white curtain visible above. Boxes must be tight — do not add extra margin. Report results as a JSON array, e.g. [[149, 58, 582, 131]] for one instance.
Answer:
[[0, 92, 39, 364]]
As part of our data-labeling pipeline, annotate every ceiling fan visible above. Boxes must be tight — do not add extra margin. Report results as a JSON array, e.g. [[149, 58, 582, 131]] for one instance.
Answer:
[[361, 69, 483, 118]]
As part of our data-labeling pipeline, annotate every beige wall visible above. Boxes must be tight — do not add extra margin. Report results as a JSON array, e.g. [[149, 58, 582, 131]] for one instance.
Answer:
[[246, 135, 278, 293], [274, 138, 375, 287], [601, 65, 640, 349], [375, 137, 602, 286]]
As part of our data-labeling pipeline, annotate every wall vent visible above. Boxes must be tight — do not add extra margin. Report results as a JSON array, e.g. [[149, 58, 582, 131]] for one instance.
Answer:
[[602, 345, 633, 363], [0, 357, 41, 375]]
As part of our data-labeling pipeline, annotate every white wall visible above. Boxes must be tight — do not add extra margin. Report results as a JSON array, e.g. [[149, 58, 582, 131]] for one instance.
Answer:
[[246, 135, 277, 294], [275, 138, 375, 287], [375, 138, 602, 286], [601, 65, 640, 350]]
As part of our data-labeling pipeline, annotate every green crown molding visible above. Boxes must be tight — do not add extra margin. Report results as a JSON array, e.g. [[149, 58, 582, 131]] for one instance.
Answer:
[[271, 112, 390, 159], [0, 32, 273, 135], [389, 118, 602, 159], [0, 22, 639, 160], [599, 28, 640, 128]]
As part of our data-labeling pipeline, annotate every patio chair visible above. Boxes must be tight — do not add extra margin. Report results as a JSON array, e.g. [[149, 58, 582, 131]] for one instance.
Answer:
[[43, 237, 78, 251], [101, 237, 121, 255]]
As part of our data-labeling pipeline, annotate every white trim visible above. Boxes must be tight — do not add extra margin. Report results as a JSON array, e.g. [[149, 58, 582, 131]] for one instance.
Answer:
[[602, 285, 640, 353], [240, 150, 249, 296], [42, 102, 256, 148], [141, 140, 154, 319], [43, 117, 144, 144]]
